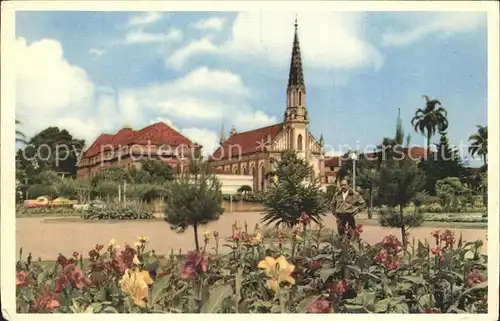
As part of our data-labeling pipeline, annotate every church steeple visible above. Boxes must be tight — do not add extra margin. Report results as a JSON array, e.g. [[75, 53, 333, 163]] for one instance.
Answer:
[[219, 123, 226, 145], [285, 16, 308, 124], [288, 17, 305, 90]]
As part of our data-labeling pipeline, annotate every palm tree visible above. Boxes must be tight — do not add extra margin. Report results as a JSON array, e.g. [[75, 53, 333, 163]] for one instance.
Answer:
[[16, 119, 27, 144], [411, 95, 449, 150], [468, 125, 487, 166]]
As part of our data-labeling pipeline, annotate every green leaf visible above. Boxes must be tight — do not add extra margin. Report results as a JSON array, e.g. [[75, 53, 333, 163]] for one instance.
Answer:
[[374, 297, 391, 313], [295, 295, 322, 313], [418, 293, 435, 308], [149, 275, 171, 306], [394, 302, 409, 313], [400, 275, 427, 285], [346, 265, 362, 277], [343, 304, 367, 313], [100, 305, 119, 313], [200, 284, 233, 313], [318, 267, 335, 282]]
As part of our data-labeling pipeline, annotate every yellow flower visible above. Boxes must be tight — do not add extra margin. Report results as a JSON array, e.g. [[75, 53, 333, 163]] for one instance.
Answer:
[[251, 232, 262, 245], [134, 241, 142, 248], [137, 236, 149, 244], [133, 254, 141, 265], [258, 256, 295, 293], [109, 238, 116, 247], [203, 229, 211, 240], [119, 268, 153, 308]]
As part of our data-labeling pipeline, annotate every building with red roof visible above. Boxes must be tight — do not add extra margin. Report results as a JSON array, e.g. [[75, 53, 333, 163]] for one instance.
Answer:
[[76, 122, 201, 179], [208, 20, 331, 192]]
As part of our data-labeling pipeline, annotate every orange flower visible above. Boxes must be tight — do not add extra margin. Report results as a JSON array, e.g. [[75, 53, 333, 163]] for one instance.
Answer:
[[119, 268, 154, 308]]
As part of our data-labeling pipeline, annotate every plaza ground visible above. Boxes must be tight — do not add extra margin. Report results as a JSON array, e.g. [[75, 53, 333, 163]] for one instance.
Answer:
[[15, 212, 488, 260]]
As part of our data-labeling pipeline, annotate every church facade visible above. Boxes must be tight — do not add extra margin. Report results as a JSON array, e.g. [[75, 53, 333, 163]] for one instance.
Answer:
[[208, 21, 329, 192]]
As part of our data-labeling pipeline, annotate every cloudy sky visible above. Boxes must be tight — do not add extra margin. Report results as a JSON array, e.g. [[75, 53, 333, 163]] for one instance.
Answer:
[[15, 11, 487, 166]]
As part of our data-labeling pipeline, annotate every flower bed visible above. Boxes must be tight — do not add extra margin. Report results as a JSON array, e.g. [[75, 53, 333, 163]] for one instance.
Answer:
[[16, 205, 78, 216], [424, 214, 487, 224], [81, 206, 154, 220], [16, 224, 487, 314]]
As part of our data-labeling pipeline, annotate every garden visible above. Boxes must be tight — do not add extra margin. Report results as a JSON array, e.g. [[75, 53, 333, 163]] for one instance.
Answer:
[[14, 97, 489, 313]]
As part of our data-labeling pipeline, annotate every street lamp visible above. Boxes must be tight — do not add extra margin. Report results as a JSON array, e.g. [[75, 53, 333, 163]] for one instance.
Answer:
[[351, 151, 358, 191]]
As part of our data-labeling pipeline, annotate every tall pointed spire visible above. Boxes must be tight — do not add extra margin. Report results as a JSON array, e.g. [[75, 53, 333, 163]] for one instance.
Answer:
[[219, 123, 226, 145], [395, 107, 404, 145], [288, 16, 305, 90], [284, 16, 308, 124]]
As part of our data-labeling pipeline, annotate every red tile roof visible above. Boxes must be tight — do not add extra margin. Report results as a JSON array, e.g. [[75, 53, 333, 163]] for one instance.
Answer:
[[81, 122, 196, 159], [210, 123, 284, 161], [324, 156, 341, 167]]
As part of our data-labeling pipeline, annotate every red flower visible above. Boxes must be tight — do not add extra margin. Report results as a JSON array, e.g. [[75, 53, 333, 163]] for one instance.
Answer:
[[467, 269, 487, 287], [381, 235, 402, 250], [328, 279, 349, 296], [32, 288, 60, 312], [424, 307, 441, 313], [180, 251, 210, 280], [386, 258, 402, 271], [374, 248, 388, 264], [307, 299, 330, 313], [355, 224, 363, 236], [56, 254, 75, 267], [232, 232, 240, 241], [115, 245, 137, 274], [299, 212, 311, 225], [55, 264, 92, 292], [431, 230, 441, 240], [431, 246, 442, 256], [16, 271, 28, 286], [440, 230, 455, 248]]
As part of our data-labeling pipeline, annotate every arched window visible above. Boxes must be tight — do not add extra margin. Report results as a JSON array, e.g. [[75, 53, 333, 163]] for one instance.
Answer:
[[297, 134, 303, 151], [298, 91, 302, 106], [291, 91, 295, 106]]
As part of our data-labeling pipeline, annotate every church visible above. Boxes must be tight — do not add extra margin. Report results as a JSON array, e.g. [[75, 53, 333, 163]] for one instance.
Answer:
[[208, 20, 334, 192]]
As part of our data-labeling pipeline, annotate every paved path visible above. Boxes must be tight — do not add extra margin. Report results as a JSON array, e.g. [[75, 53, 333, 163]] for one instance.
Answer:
[[15, 212, 488, 260]]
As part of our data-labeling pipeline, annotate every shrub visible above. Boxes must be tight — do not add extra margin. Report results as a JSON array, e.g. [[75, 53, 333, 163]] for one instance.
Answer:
[[16, 206, 77, 216], [81, 204, 154, 220]]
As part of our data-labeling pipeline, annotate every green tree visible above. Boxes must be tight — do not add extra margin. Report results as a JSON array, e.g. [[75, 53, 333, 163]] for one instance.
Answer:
[[17, 127, 85, 178], [237, 185, 252, 195], [261, 150, 328, 228], [468, 125, 487, 167], [411, 95, 449, 150], [164, 155, 224, 251], [419, 129, 465, 195], [376, 157, 426, 247], [138, 159, 174, 183], [435, 177, 470, 212]]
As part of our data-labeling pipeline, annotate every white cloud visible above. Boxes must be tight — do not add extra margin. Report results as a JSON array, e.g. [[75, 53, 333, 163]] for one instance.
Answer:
[[124, 28, 182, 44], [381, 12, 485, 47], [192, 17, 227, 31], [15, 38, 276, 155], [118, 66, 275, 130], [15, 38, 94, 117], [127, 12, 164, 28], [88, 48, 106, 58], [170, 12, 383, 72], [166, 38, 218, 70], [181, 128, 220, 156]]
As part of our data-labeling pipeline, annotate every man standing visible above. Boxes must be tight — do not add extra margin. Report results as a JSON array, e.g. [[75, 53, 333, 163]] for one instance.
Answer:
[[330, 179, 366, 238]]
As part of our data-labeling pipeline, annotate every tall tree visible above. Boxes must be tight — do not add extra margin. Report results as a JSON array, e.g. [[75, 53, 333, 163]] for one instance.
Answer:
[[419, 129, 465, 195], [376, 157, 426, 247], [468, 125, 487, 167], [17, 127, 85, 178], [262, 150, 327, 228], [411, 95, 449, 150]]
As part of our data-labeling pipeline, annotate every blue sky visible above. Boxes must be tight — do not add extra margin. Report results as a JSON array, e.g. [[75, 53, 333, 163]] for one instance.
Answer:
[[15, 11, 487, 166]]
